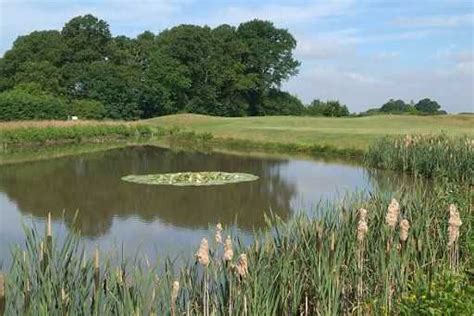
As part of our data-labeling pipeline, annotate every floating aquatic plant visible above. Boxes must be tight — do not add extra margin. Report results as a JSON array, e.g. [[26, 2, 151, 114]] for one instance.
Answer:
[[121, 171, 259, 186]]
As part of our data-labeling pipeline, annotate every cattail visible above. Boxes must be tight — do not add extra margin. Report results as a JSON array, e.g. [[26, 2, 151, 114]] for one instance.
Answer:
[[385, 198, 400, 229], [215, 223, 223, 244], [448, 204, 462, 246], [399, 219, 410, 242], [357, 208, 368, 243], [171, 281, 179, 316], [196, 238, 210, 267], [223, 236, 233, 262], [94, 247, 100, 291], [235, 254, 248, 278], [61, 287, 69, 305], [330, 231, 335, 252], [47, 212, 52, 237], [404, 134, 412, 147], [357, 219, 368, 243]]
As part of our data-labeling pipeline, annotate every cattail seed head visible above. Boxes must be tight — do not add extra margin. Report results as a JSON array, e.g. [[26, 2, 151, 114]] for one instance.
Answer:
[[357, 208, 368, 243], [215, 223, 223, 244], [235, 254, 248, 278], [47, 212, 52, 237], [330, 232, 335, 251], [94, 247, 100, 269], [357, 219, 368, 243], [195, 238, 210, 267], [171, 280, 180, 304], [61, 287, 69, 304], [223, 235, 233, 262], [358, 208, 368, 221], [40, 241, 44, 262], [386, 198, 400, 229], [399, 219, 410, 242], [448, 204, 462, 246]]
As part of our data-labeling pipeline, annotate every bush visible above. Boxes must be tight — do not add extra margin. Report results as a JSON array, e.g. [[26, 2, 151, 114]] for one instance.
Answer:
[[0, 87, 68, 121], [261, 90, 305, 115], [306, 99, 350, 117], [70, 99, 106, 119]]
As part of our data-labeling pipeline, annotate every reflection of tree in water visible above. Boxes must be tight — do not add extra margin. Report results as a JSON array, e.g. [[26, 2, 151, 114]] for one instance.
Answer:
[[0, 146, 297, 237]]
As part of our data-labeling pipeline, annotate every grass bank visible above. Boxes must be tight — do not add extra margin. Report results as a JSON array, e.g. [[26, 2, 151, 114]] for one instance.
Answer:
[[0, 121, 155, 149], [2, 114, 473, 159], [2, 182, 471, 314], [145, 113, 474, 152]]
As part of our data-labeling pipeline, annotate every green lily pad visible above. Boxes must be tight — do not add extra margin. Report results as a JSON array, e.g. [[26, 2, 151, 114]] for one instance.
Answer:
[[122, 171, 259, 186]]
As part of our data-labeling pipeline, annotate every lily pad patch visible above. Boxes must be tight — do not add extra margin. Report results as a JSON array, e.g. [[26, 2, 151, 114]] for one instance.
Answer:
[[122, 171, 259, 186]]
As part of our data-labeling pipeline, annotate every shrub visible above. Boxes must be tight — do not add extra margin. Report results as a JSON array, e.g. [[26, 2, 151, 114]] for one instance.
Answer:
[[0, 87, 68, 121], [70, 99, 106, 119]]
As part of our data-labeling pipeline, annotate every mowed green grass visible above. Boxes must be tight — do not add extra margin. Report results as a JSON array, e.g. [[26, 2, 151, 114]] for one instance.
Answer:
[[145, 114, 474, 150]]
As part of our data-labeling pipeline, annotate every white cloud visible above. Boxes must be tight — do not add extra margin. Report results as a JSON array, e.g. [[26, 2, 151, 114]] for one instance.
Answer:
[[284, 65, 474, 113], [0, 0, 190, 54], [214, 0, 356, 25], [393, 13, 474, 28]]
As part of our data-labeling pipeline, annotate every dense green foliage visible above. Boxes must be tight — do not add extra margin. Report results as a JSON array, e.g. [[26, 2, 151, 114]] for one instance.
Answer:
[[364, 134, 473, 184], [3, 182, 471, 314], [362, 98, 446, 116], [305, 99, 350, 117], [0, 85, 106, 121], [0, 15, 301, 120]]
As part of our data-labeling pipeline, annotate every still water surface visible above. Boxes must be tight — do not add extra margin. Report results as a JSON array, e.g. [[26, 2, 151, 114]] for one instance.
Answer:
[[0, 145, 402, 264]]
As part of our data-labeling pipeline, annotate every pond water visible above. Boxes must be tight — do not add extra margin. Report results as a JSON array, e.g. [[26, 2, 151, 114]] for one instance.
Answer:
[[0, 145, 405, 265]]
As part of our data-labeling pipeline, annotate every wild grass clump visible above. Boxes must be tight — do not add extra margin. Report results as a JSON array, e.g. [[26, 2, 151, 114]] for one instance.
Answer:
[[2, 183, 471, 315], [0, 124, 154, 147], [364, 134, 473, 183]]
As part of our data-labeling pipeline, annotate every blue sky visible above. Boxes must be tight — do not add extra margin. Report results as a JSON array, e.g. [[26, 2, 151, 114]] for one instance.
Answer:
[[1, 0, 473, 112]]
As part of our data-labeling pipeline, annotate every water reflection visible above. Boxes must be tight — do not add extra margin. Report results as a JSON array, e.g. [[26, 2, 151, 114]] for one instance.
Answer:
[[0, 145, 412, 262], [0, 146, 298, 236]]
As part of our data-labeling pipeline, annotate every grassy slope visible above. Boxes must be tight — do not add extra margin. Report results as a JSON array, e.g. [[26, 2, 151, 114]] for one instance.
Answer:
[[145, 114, 474, 151]]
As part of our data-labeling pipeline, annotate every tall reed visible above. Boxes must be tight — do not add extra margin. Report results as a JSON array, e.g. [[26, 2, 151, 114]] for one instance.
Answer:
[[1, 184, 471, 314], [364, 134, 473, 183]]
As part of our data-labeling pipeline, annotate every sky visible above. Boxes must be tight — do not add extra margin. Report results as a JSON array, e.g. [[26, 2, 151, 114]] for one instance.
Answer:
[[0, 0, 473, 113]]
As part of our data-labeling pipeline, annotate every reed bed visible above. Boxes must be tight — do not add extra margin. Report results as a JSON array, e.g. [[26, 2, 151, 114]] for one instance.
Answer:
[[364, 134, 473, 184], [1, 183, 471, 315]]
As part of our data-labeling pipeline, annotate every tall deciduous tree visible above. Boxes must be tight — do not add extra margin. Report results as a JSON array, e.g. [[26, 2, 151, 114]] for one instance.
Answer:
[[237, 20, 300, 115]]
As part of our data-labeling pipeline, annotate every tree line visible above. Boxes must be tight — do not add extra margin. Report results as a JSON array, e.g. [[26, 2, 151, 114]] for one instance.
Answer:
[[0, 14, 303, 121], [362, 98, 446, 116], [0, 14, 447, 121]]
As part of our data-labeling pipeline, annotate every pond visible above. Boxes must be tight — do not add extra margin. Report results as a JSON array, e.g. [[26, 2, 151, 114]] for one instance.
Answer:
[[0, 145, 407, 265]]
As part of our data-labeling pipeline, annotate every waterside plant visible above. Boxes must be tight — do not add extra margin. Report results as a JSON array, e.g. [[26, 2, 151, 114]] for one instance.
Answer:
[[1, 183, 471, 315]]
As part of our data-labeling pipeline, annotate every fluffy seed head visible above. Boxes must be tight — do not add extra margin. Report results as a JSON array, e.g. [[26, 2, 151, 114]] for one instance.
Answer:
[[357, 219, 368, 243], [195, 238, 210, 267], [223, 235, 233, 262], [386, 198, 400, 229], [235, 254, 248, 278], [358, 208, 368, 221], [399, 219, 410, 242], [171, 280, 180, 304], [448, 204, 462, 246]]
